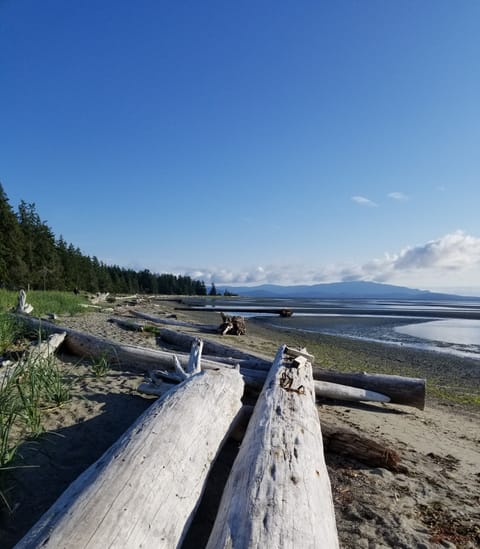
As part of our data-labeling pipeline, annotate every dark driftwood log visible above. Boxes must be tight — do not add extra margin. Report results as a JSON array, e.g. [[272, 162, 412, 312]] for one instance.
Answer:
[[108, 317, 146, 332], [312, 369, 426, 410], [219, 312, 246, 335], [321, 422, 407, 473], [231, 405, 406, 473]]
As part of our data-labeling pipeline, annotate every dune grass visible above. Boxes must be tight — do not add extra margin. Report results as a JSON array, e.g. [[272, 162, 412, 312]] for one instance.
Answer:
[[0, 318, 73, 510], [0, 289, 87, 317]]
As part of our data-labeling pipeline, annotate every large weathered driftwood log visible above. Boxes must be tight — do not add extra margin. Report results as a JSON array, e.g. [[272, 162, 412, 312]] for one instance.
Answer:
[[313, 369, 426, 410], [207, 346, 339, 548], [158, 328, 425, 407], [15, 367, 244, 549], [130, 309, 216, 330], [230, 405, 407, 472], [158, 327, 271, 365], [15, 316, 423, 408]]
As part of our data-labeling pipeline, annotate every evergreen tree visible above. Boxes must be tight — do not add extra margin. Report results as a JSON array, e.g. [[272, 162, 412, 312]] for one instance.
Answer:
[[209, 283, 217, 296], [0, 183, 27, 288]]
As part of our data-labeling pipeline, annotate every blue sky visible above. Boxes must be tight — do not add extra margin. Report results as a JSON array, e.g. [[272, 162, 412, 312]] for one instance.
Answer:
[[2, 1, 480, 293]]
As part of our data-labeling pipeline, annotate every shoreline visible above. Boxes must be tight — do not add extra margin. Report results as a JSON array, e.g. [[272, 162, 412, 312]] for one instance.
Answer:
[[1, 301, 479, 547]]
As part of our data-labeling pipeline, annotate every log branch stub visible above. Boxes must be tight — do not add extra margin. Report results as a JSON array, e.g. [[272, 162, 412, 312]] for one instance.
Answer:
[[15, 289, 33, 314]]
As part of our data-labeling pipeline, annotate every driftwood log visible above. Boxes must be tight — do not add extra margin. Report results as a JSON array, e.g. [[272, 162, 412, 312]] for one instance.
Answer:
[[15, 289, 33, 314], [15, 367, 244, 548], [108, 317, 146, 332], [15, 316, 424, 408], [130, 310, 216, 330], [155, 328, 425, 408], [313, 369, 426, 410], [0, 332, 66, 384], [219, 312, 246, 335], [207, 346, 339, 548], [158, 327, 270, 365], [232, 405, 406, 473]]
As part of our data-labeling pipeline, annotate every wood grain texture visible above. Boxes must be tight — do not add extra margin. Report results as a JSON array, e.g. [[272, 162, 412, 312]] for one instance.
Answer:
[[15, 368, 244, 549], [207, 345, 339, 549]]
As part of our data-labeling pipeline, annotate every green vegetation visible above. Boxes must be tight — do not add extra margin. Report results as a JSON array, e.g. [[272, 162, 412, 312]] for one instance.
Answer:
[[89, 353, 111, 378], [0, 349, 72, 509], [0, 183, 207, 295]]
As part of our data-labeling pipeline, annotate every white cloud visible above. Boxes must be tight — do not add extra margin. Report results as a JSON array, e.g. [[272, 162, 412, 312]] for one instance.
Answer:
[[180, 231, 480, 291], [351, 195, 378, 207], [388, 192, 409, 201]]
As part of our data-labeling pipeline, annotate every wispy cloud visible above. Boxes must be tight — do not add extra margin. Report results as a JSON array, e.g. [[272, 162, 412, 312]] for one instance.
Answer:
[[181, 231, 480, 288], [388, 191, 409, 201], [351, 195, 378, 207]]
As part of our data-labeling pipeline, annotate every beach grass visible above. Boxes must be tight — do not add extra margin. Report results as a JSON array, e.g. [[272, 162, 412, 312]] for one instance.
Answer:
[[0, 289, 87, 317], [0, 336, 73, 510]]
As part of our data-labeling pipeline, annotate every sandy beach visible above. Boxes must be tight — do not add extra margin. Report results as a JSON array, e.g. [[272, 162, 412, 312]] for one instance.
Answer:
[[1, 298, 479, 548]]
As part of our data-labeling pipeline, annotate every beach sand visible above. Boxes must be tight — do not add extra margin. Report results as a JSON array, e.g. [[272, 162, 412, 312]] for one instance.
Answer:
[[1, 298, 479, 548]]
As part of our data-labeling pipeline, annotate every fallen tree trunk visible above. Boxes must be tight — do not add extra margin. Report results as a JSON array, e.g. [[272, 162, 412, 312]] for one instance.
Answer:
[[230, 405, 406, 472], [321, 422, 407, 473], [15, 367, 244, 549], [313, 369, 426, 410], [130, 310, 216, 330], [108, 317, 146, 332], [0, 332, 66, 384], [207, 345, 338, 548], [15, 316, 422, 408], [314, 380, 389, 403], [158, 330, 425, 407], [159, 327, 271, 366]]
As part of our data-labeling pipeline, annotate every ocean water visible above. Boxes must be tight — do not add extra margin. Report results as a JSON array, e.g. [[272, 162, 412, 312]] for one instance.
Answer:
[[187, 297, 480, 360]]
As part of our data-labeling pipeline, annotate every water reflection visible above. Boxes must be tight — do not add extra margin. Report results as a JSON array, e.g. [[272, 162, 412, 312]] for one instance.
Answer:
[[395, 319, 480, 346]]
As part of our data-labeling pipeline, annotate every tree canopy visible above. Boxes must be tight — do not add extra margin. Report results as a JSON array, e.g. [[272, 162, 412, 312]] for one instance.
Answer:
[[0, 183, 207, 296]]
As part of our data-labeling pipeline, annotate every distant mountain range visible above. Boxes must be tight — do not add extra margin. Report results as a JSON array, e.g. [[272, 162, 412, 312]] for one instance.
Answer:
[[217, 281, 474, 300]]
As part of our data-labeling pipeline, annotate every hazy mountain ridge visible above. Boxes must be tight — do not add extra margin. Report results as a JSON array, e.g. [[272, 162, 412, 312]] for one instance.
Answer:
[[217, 281, 474, 299]]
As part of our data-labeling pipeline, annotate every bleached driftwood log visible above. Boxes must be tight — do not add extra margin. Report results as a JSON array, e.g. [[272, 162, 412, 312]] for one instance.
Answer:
[[138, 338, 204, 396], [90, 292, 110, 304], [26, 332, 67, 362], [0, 332, 66, 384], [130, 310, 215, 330], [230, 405, 406, 472], [207, 346, 339, 548], [314, 380, 389, 403], [15, 366, 244, 549], [15, 316, 422, 408], [313, 369, 426, 410], [158, 327, 271, 366], [15, 289, 33, 314]]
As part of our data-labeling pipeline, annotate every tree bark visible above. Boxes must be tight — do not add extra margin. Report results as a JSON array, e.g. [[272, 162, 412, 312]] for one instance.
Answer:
[[312, 369, 426, 410], [15, 367, 244, 549], [158, 327, 271, 366], [206, 345, 339, 549], [130, 310, 216, 330], [15, 315, 424, 408]]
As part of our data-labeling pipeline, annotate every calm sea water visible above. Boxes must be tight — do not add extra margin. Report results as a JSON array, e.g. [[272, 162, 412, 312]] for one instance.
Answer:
[[187, 296, 480, 360]]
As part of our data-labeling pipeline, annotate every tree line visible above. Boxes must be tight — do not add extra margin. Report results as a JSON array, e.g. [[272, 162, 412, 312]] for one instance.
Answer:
[[0, 183, 207, 295]]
